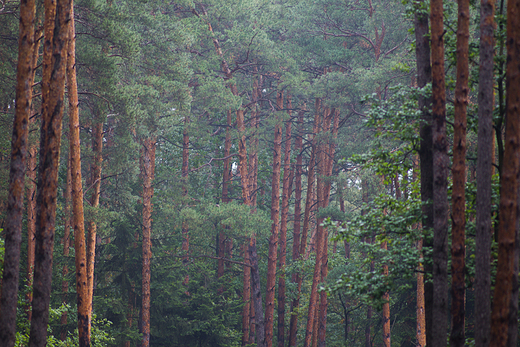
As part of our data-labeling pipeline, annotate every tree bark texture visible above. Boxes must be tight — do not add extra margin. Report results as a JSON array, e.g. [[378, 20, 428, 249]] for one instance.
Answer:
[[87, 121, 103, 324], [288, 108, 304, 347], [450, 0, 469, 345], [414, 1, 434, 345], [29, 0, 72, 345], [141, 138, 156, 347], [182, 115, 190, 287], [475, 0, 495, 346], [0, 0, 36, 344], [304, 106, 331, 347], [26, 27, 43, 322], [67, 7, 90, 344], [60, 151, 72, 340], [249, 240, 266, 347], [277, 95, 293, 347], [490, 0, 520, 344], [431, 0, 449, 343], [242, 243, 252, 346], [265, 90, 283, 347]]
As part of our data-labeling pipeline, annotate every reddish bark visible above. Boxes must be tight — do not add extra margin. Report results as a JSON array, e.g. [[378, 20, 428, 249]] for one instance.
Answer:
[[67, 7, 90, 344], [490, 0, 520, 344], [28, 0, 72, 344], [60, 152, 72, 340], [277, 95, 294, 347], [450, 0, 469, 344], [265, 90, 284, 347], [0, 0, 36, 343], [141, 138, 156, 347], [87, 121, 103, 324]]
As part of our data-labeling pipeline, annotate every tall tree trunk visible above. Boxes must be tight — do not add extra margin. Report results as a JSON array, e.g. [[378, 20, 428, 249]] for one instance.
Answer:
[[317, 109, 339, 347], [431, 0, 449, 344], [29, 0, 72, 345], [475, 0, 495, 346], [87, 120, 103, 324], [414, 0, 434, 345], [0, 0, 36, 344], [490, 0, 520, 344], [182, 116, 190, 288], [450, 0, 469, 345], [277, 95, 293, 347], [288, 108, 304, 346], [26, 26, 43, 322], [141, 138, 156, 347], [60, 151, 72, 341], [265, 90, 284, 347], [304, 106, 331, 347], [67, 6, 90, 344], [242, 243, 252, 346], [250, 240, 266, 347]]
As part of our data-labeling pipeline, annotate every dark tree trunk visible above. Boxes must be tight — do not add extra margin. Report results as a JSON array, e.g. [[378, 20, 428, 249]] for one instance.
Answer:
[[265, 90, 283, 347], [490, 0, 520, 344], [475, 0, 495, 346], [29, 0, 72, 345], [0, 0, 36, 344], [249, 240, 266, 347], [431, 0, 449, 344], [414, 0, 434, 345], [60, 151, 72, 341], [277, 95, 293, 347], [450, 0, 469, 345]]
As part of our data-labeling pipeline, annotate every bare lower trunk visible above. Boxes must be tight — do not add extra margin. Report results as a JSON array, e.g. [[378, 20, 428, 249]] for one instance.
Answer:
[[0, 0, 36, 344], [140, 138, 156, 347], [249, 240, 266, 347], [29, 0, 72, 345]]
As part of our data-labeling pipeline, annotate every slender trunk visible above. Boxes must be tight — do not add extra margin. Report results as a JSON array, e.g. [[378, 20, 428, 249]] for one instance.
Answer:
[[414, 0, 434, 345], [304, 106, 331, 347], [431, 0, 449, 344], [67, 8, 90, 344], [242, 244, 252, 346], [382, 241, 390, 347], [475, 0, 495, 346], [417, 238, 426, 347], [0, 0, 36, 344], [182, 116, 190, 288], [277, 95, 293, 347], [26, 26, 42, 322], [29, 0, 72, 345], [141, 138, 156, 347], [87, 121, 103, 323], [265, 90, 284, 347], [250, 240, 266, 347], [60, 150, 72, 340], [490, 0, 520, 344], [317, 109, 339, 347], [288, 108, 304, 346], [450, 0, 469, 345]]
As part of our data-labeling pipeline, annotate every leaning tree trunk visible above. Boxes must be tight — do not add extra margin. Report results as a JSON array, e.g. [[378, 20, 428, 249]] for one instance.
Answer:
[[451, 0, 469, 345], [490, 0, 520, 344], [29, 0, 72, 345], [475, 0, 496, 346], [0, 0, 36, 344], [141, 137, 156, 347], [431, 0, 449, 345], [67, 5, 90, 344]]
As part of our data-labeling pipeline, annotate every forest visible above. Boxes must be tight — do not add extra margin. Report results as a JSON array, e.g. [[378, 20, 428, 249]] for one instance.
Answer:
[[0, 0, 519, 346]]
